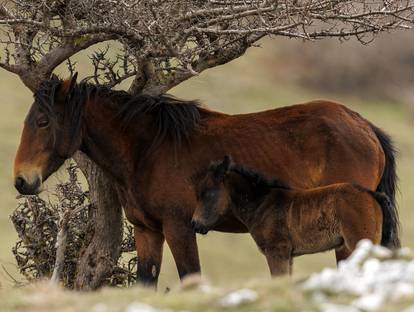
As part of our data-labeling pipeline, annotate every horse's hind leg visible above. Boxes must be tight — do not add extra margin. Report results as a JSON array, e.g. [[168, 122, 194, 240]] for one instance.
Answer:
[[134, 225, 165, 288]]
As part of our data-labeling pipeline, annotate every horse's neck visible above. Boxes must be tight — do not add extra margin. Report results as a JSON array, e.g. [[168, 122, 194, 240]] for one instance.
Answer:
[[81, 97, 154, 183]]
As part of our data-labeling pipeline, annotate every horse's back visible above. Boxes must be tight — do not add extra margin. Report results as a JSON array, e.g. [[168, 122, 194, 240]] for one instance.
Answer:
[[205, 100, 384, 189]]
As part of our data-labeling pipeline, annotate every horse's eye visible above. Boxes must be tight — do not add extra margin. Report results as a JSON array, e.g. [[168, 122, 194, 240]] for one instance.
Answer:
[[37, 119, 49, 128]]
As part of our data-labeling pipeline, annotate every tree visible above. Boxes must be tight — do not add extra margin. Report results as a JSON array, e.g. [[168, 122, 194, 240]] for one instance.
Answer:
[[1, 0, 413, 289]]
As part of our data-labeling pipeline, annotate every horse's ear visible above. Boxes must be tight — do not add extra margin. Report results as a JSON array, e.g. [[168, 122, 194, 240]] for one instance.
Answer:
[[215, 155, 232, 180], [61, 72, 78, 95]]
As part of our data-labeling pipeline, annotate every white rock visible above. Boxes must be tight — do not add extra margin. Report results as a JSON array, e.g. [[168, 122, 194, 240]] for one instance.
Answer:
[[303, 240, 414, 311], [391, 282, 414, 300], [371, 245, 393, 259], [353, 293, 385, 311], [219, 288, 258, 307], [343, 239, 373, 269], [124, 303, 171, 312], [320, 303, 360, 312]]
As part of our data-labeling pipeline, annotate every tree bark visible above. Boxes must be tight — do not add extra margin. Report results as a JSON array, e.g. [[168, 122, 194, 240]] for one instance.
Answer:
[[73, 151, 123, 290]]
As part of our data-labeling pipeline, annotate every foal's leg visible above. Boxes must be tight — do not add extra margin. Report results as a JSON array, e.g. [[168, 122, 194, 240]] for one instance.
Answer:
[[265, 253, 291, 276], [335, 245, 352, 265], [134, 225, 165, 287], [289, 257, 294, 275], [339, 197, 382, 256], [264, 244, 292, 277], [163, 220, 201, 280]]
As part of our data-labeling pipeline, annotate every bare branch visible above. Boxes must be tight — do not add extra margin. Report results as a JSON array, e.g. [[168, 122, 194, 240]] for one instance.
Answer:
[[1, 0, 413, 93]]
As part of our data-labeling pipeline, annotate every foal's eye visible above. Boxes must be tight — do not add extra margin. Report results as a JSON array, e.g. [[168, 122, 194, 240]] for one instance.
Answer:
[[37, 118, 49, 128], [204, 190, 215, 199]]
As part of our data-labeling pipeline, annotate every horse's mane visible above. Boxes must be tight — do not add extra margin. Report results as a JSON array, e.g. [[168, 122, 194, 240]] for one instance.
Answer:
[[230, 164, 290, 190], [34, 77, 202, 152]]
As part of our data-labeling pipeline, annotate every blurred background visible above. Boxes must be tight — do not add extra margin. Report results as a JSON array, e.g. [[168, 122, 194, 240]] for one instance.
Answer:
[[0, 31, 413, 290]]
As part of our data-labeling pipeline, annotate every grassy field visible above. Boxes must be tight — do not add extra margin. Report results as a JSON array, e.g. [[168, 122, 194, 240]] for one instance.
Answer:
[[0, 38, 413, 310]]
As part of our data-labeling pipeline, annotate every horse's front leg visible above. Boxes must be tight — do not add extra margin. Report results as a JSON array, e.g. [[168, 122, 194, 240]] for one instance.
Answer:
[[134, 225, 165, 288], [163, 220, 201, 280]]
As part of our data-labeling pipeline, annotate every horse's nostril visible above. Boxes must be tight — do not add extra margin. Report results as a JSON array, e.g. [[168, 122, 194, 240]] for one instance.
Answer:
[[14, 175, 41, 195], [14, 176, 26, 190]]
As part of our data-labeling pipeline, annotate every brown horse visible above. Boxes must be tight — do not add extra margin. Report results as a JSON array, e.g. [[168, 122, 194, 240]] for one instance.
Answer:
[[191, 156, 395, 276], [13, 74, 399, 286]]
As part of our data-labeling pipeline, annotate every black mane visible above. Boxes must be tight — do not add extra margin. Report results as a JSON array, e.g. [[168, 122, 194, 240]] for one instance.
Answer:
[[230, 164, 290, 190], [116, 92, 201, 151], [34, 77, 202, 152]]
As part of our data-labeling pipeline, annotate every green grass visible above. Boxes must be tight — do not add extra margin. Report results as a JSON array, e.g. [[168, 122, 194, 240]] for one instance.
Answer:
[[0, 39, 413, 310]]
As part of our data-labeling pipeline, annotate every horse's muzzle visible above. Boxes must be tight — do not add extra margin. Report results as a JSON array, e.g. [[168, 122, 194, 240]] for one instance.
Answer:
[[14, 175, 41, 195], [191, 219, 210, 235]]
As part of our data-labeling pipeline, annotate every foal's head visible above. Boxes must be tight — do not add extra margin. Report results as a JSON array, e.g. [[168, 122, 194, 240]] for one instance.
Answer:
[[192, 156, 288, 234], [14, 74, 83, 195], [191, 155, 233, 234]]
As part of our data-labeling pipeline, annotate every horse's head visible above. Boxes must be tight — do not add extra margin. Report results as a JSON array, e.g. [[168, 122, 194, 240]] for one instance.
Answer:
[[14, 73, 82, 195], [191, 155, 233, 234]]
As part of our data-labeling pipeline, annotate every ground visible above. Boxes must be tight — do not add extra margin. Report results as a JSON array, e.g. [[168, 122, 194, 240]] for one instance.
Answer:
[[0, 38, 413, 311]]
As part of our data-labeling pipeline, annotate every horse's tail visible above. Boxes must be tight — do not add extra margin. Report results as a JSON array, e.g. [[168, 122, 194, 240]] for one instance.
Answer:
[[369, 123, 400, 248]]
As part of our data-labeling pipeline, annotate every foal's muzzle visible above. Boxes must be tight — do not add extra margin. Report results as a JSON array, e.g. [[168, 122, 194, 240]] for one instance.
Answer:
[[14, 175, 41, 195], [191, 219, 210, 235]]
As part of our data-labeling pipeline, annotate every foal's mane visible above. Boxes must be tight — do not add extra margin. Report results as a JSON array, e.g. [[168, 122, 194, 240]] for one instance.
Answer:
[[34, 77, 202, 152], [229, 164, 290, 190]]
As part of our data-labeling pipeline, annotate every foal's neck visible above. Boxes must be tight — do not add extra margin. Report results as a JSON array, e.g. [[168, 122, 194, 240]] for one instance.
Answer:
[[228, 174, 271, 226], [228, 175, 291, 228]]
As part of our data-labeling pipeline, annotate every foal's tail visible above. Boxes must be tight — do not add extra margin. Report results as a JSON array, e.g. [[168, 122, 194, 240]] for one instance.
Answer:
[[369, 191, 400, 249], [369, 123, 400, 249]]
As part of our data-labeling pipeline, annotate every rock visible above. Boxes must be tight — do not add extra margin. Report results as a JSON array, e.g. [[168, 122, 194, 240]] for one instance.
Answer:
[[320, 303, 360, 312], [302, 240, 414, 311], [219, 288, 258, 307], [124, 302, 171, 312], [352, 293, 385, 311]]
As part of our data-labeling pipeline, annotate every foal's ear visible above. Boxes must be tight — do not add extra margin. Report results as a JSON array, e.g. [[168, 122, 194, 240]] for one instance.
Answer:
[[215, 155, 232, 180], [61, 72, 78, 95], [50, 73, 60, 81], [222, 155, 232, 170]]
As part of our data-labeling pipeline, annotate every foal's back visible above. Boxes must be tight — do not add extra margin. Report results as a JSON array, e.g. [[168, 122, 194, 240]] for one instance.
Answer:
[[280, 183, 383, 256]]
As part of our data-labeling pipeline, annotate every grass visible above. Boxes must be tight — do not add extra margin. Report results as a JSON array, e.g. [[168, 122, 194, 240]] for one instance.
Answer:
[[0, 38, 413, 310], [0, 277, 315, 312], [2, 277, 414, 312]]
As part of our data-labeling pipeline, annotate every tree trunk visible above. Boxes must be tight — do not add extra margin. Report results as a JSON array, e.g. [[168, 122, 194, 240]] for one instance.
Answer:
[[72, 151, 123, 290]]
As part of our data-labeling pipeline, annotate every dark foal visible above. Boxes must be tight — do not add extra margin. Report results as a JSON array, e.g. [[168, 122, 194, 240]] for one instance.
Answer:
[[192, 156, 398, 276]]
